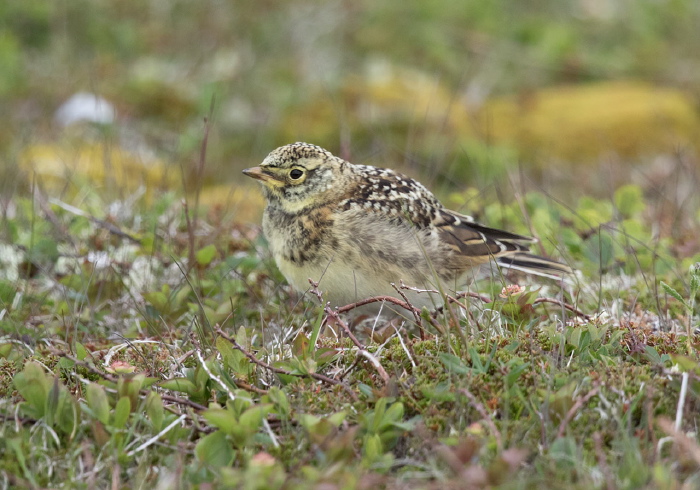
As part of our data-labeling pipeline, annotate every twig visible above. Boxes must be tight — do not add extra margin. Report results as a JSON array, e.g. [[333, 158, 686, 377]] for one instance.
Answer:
[[460, 388, 503, 451], [336, 295, 419, 316], [324, 307, 366, 350], [232, 379, 268, 395], [34, 188, 76, 247], [556, 383, 601, 438], [338, 354, 363, 381], [399, 283, 489, 333], [307, 278, 324, 303], [335, 294, 445, 334], [0, 412, 36, 426], [391, 283, 423, 328], [159, 395, 207, 412], [215, 327, 358, 401], [49, 198, 141, 244], [357, 350, 390, 384], [400, 284, 493, 305], [325, 307, 391, 384], [532, 297, 590, 320], [454, 291, 493, 303]]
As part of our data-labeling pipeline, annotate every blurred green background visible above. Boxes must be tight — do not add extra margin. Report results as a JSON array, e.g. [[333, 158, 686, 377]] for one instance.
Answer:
[[2, 0, 700, 220]]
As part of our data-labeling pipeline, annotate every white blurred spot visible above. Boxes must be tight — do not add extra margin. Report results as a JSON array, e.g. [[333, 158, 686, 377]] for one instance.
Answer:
[[55, 92, 116, 126]]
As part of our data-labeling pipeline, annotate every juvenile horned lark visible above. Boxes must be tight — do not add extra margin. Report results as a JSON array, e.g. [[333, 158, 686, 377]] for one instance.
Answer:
[[243, 142, 571, 310]]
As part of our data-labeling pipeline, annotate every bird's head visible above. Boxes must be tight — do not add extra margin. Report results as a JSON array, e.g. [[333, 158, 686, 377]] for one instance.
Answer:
[[243, 142, 348, 213]]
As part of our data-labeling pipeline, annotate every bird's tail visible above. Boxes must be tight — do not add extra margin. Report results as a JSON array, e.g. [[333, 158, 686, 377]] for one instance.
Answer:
[[496, 253, 573, 280]]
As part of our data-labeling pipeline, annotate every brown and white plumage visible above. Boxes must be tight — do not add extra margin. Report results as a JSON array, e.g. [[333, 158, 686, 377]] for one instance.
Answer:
[[243, 142, 571, 310]]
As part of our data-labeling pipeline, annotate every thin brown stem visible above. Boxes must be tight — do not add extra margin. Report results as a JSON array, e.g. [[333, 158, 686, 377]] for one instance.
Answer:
[[391, 282, 424, 331], [324, 308, 390, 385], [556, 383, 601, 438], [324, 307, 366, 350], [533, 297, 590, 320], [335, 294, 445, 334], [215, 327, 359, 401], [460, 388, 503, 451]]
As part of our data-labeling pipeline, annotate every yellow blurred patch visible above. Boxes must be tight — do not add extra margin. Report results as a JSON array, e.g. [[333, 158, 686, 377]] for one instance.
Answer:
[[478, 81, 700, 162], [281, 63, 469, 144], [20, 142, 177, 199], [282, 65, 700, 165], [343, 64, 469, 133], [196, 184, 265, 223]]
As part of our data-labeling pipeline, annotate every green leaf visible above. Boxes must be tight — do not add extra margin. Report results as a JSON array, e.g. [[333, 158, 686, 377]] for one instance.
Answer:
[[299, 414, 320, 431], [216, 335, 236, 367], [0, 280, 17, 304], [382, 402, 404, 424], [307, 310, 325, 355], [327, 411, 347, 427], [267, 387, 291, 419], [614, 184, 645, 218], [300, 412, 346, 444], [670, 355, 700, 374], [75, 342, 88, 361], [143, 291, 169, 313], [549, 436, 577, 467], [13, 362, 51, 418], [146, 392, 164, 432], [113, 396, 131, 429], [117, 373, 146, 408], [0, 343, 12, 358], [660, 281, 689, 310], [86, 383, 110, 425], [45, 377, 61, 427], [195, 244, 218, 266], [438, 353, 470, 374], [159, 378, 199, 395], [689, 263, 700, 295], [586, 231, 614, 268], [505, 360, 530, 389], [235, 325, 249, 349], [239, 404, 271, 431], [643, 345, 663, 365], [370, 398, 388, 433], [362, 434, 384, 463], [468, 346, 486, 373], [57, 356, 75, 369], [216, 337, 249, 375], [229, 395, 253, 417], [358, 384, 374, 398], [204, 408, 238, 435], [195, 431, 234, 467]]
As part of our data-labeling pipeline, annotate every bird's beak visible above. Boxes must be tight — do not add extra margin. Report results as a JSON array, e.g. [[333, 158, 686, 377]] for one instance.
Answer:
[[242, 166, 276, 183]]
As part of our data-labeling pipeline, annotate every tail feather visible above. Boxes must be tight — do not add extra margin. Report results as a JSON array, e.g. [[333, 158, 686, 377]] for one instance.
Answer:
[[496, 252, 573, 279]]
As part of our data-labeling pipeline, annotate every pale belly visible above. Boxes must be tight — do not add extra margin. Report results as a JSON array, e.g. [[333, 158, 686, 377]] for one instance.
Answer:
[[275, 251, 448, 312], [264, 205, 468, 313]]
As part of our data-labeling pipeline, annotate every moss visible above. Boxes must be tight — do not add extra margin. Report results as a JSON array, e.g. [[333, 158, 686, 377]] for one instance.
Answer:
[[478, 81, 700, 163]]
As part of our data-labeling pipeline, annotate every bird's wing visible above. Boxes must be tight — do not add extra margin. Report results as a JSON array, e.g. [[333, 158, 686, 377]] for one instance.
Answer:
[[436, 210, 572, 276], [434, 209, 533, 265], [342, 168, 571, 276]]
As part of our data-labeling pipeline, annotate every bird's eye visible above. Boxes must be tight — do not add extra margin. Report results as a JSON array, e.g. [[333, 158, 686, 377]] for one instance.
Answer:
[[289, 168, 304, 180]]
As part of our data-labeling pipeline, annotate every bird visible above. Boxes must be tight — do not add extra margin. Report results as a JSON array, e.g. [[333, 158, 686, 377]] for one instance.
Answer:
[[243, 142, 572, 312]]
